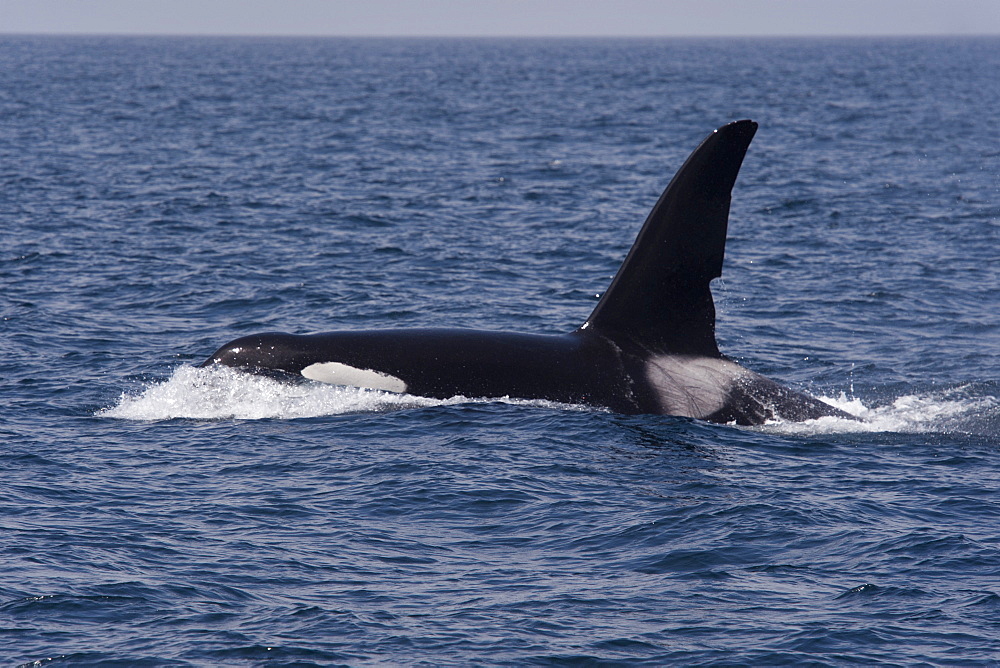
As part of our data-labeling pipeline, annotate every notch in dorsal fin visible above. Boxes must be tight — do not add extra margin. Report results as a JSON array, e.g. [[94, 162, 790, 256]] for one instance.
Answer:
[[581, 120, 757, 357]]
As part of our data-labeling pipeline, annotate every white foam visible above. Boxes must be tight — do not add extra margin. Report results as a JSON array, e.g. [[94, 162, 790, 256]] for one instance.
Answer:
[[760, 388, 997, 436], [99, 367, 995, 434], [98, 365, 583, 421]]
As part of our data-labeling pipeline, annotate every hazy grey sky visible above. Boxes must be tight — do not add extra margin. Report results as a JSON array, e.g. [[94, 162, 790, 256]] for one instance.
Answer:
[[3, 0, 1000, 37]]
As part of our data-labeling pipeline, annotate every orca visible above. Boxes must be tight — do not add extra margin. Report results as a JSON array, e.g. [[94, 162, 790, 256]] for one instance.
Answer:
[[202, 120, 851, 425]]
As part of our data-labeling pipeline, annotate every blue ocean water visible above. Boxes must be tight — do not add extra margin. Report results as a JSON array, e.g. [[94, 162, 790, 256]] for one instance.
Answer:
[[2, 34, 999, 665]]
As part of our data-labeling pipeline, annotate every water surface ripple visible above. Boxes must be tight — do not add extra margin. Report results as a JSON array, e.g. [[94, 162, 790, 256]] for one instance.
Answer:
[[2, 36, 999, 666]]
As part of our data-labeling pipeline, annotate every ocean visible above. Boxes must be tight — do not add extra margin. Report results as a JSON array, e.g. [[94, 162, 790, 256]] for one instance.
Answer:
[[2, 35, 999, 666]]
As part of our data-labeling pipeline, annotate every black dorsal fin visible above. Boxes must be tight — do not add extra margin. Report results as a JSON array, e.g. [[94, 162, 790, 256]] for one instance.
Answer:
[[581, 120, 757, 356]]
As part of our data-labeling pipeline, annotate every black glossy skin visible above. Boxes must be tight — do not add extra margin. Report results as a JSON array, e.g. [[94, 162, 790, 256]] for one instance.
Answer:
[[205, 329, 637, 411], [203, 328, 848, 425], [202, 121, 854, 426]]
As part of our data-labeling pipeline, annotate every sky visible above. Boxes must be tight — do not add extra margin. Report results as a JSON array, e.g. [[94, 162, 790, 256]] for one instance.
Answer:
[[2, 0, 1000, 37]]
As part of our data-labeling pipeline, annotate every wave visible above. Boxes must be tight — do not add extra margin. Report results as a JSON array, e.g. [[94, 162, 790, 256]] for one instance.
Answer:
[[99, 366, 996, 437], [765, 386, 998, 437], [97, 365, 583, 421]]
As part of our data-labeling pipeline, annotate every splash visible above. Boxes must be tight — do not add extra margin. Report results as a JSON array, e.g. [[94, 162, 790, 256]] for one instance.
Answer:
[[763, 386, 998, 436], [100, 367, 996, 435], [98, 365, 581, 421]]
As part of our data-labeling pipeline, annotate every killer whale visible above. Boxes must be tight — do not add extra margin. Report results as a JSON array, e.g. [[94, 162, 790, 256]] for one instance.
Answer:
[[202, 120, 850, 425]]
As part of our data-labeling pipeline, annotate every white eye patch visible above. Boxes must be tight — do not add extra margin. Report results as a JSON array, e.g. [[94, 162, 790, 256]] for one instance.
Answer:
[[301, 362, 408, 394]]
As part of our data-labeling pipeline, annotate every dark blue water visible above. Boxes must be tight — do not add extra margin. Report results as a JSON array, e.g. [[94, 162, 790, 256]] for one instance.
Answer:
[[2, 35, 999, 666]]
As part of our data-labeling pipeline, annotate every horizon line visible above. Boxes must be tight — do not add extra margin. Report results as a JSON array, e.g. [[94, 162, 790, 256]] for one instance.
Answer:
[[3, 31, 999, 39]]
